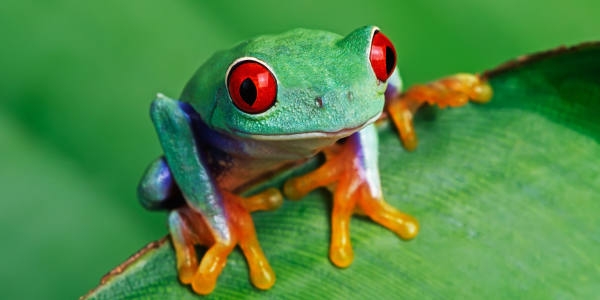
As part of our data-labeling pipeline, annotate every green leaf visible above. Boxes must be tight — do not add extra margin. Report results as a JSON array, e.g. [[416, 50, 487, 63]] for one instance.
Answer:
[[81, 43, 600, 300]]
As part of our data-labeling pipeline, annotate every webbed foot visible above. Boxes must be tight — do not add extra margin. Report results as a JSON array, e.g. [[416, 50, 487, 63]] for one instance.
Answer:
[[283, 127, 418, 267], [169, 188, 282, 294], [387, 73, 492, 151]]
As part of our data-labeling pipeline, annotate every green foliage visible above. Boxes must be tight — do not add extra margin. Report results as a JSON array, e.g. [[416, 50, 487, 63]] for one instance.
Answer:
[[83, 44, 600, 299], [1, 1, 599, 300]]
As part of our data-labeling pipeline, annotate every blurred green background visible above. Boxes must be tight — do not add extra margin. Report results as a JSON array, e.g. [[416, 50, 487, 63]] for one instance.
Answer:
[[0, 1, 598, 299]]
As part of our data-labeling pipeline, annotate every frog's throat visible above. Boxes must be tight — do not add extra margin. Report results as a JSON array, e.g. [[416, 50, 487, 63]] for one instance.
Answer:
[[229, 112, 382, 141]]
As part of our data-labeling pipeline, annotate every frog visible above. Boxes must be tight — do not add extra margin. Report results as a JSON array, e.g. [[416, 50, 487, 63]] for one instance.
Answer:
[[137, 25, 492, 295]]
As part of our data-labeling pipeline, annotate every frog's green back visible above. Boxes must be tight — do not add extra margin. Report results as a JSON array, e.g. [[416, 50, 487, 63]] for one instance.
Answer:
[[181, 26, 387, 137]]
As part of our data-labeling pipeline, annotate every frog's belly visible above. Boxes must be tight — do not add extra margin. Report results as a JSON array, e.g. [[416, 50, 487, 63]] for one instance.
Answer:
[[197, 119, 343, 191], [206, 145, 302, 192]]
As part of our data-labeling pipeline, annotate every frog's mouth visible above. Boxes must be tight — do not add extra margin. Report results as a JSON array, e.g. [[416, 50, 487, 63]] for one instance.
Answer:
[[230, 112, 382, 141]]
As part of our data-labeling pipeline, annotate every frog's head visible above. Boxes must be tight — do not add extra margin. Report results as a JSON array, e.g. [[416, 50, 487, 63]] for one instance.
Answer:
[[182, 26, 397, 151]]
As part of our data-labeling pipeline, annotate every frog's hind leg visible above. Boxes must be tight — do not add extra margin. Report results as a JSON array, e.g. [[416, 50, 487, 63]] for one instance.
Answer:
[[137, 156, 185, 210], [138, 157, 235, 292], [150, 95, 282, 294], [387, 73, 492, 151], [169, 208, 205, 284]]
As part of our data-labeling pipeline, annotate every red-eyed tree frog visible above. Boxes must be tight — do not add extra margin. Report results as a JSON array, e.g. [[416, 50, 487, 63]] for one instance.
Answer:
[[137, 26, 492, 294]]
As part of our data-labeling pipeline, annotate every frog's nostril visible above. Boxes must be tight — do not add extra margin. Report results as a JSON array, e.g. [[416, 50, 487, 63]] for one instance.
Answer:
[[347, 91, 354, 102], [315, 97, 324, 108]]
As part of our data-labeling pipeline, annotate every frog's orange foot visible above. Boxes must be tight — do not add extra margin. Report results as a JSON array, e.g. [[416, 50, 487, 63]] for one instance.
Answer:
[[388, 73, 493, 151], [169, 188, 282, 294], [283, 138, 418, 268]]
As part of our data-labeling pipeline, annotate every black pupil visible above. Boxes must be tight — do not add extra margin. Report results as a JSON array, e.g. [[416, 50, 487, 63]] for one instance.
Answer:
[[239, 77, 257, 106], [385, 46, 395, 75]]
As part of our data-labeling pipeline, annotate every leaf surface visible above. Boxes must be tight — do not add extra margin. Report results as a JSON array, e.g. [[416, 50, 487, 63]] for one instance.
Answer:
[[82, 43, 600, 300]]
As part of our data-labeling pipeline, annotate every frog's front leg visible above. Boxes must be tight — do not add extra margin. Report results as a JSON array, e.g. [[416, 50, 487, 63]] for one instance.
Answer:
[[150, 95, 282, 294], [387, 73, 493, 151], [283, 124, 418, 267]]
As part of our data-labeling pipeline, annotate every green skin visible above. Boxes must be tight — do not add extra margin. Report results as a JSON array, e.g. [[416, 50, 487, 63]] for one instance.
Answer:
[[138, 25, 402, 244]]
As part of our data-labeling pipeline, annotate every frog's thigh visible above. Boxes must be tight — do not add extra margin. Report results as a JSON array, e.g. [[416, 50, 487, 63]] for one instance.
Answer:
[[152, 96, 239, 294], [150, 95, 230, 242], [137, 156, 182, 210]]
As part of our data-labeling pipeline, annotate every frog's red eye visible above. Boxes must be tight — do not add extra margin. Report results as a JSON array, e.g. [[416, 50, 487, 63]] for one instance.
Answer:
[[369, 31, 396, 81], [227, 61, 277, 114]]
